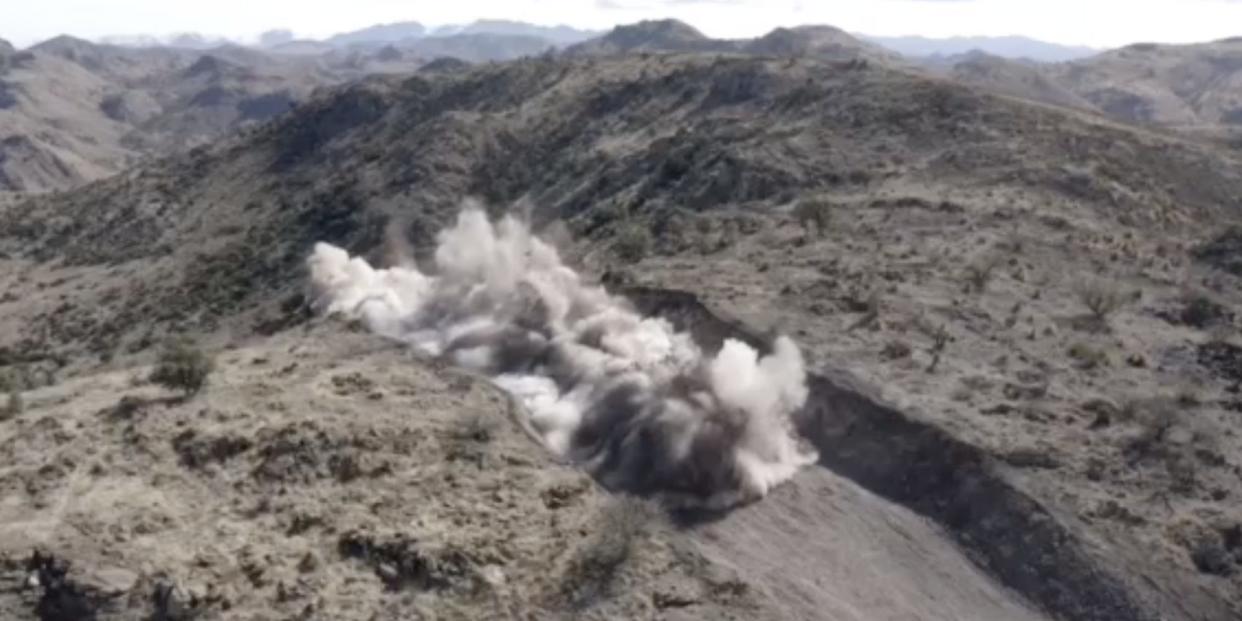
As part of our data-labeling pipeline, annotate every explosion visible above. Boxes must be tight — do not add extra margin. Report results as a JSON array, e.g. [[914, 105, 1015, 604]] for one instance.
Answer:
[[307, 204, 815, 507]]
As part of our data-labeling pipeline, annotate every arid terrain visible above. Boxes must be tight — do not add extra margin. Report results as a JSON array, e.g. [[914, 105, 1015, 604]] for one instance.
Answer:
[[0, 17, 1241, 621]]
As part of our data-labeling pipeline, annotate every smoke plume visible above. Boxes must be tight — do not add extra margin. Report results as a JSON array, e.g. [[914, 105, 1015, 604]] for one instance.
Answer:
[[307, 204, 816, 507]]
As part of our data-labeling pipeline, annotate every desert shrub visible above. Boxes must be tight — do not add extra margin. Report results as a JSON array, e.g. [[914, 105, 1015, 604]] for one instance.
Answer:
[[613, 225, 652, 262], [1075, 278, 1128, 321], [963, 254, 1003, 293], [1179, 291, 1230, 329], [880, 340, 912, 361], [1166, 453, 1197, 494], [715, 219, 740, 251], [106, 395, 148, 421], [847, 290, 883, 331], [2, 390, 21, 419], [652, 210, 692, 252], [456, 409, 499, 443], [1117, 397, 1184, 458], [1068, 342, 1109, 370], [150, 338, 215, 396], [925, 323, 950, 373], [795, 198, 831, 237], [1190, 537, 1235, 576]]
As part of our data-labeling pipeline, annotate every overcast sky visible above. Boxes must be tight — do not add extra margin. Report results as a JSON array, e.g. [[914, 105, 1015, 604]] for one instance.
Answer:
[[3, 0, 1241, 49]]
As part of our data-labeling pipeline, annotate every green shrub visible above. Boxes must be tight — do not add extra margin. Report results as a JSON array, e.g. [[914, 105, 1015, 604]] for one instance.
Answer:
[[150, 338, 215, 396], [613, 225, 652, 262]]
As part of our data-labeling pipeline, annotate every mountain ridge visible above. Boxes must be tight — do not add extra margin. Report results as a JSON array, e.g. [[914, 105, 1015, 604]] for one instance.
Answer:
[[865, 34, 1099, 62]]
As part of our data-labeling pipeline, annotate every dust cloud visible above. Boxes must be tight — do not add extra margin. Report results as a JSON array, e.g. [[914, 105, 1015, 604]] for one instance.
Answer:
[[307, 203, 815, 507]]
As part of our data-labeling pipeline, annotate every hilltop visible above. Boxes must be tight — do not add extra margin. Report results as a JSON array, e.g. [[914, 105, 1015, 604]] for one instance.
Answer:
[[567, 19, 899, 66]]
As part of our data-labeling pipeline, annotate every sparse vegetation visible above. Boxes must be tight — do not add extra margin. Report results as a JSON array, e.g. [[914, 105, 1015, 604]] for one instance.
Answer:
[[795, 198, 832, 238], [1178, 290, 1231, 329], [926, 324, 950, 373], [456, 409, 499, 443], [847, 290, 882, 331], [1075, 277, 1129, 322], [1190, 537, 1235, 576], [613, 224, 652, 262], [1117, 397, 1184, 458], [2, 389, 21, 419], [1068, 342, 1109, 370], [150, 338, 215, 397], [880, 340, 913, 361], [964, 253, 1003, 293], [1165, 452, 1197, 494]]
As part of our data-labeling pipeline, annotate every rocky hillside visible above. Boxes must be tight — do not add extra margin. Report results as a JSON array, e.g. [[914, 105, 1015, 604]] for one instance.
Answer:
[[1, 49, 1241, 619], [3, 18, 902, 194], [1048, 38, 1242, 128], [934, 37, 1242, 134], [566, 20, 732, 56], [935, 51, 1096, 111], [865, 34, 1099, 62], [0, 37, 428, 192], [743, 26, 902, 65], [568, 20, 899, 66]]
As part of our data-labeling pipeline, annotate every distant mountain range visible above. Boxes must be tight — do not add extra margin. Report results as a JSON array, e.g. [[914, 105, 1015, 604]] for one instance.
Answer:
[[0, 35, 431, 192], [566, 20, 901, 66], [862, 35, 1099, 62], [79, 20, 601, 52], [919, 39, 1242, 130], [70, 25, 1102, 64], [7, 17, 1242, 192]]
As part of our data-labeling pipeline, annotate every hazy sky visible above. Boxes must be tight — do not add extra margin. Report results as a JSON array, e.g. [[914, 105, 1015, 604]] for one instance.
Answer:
[[3, 0, 1242, 49]]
